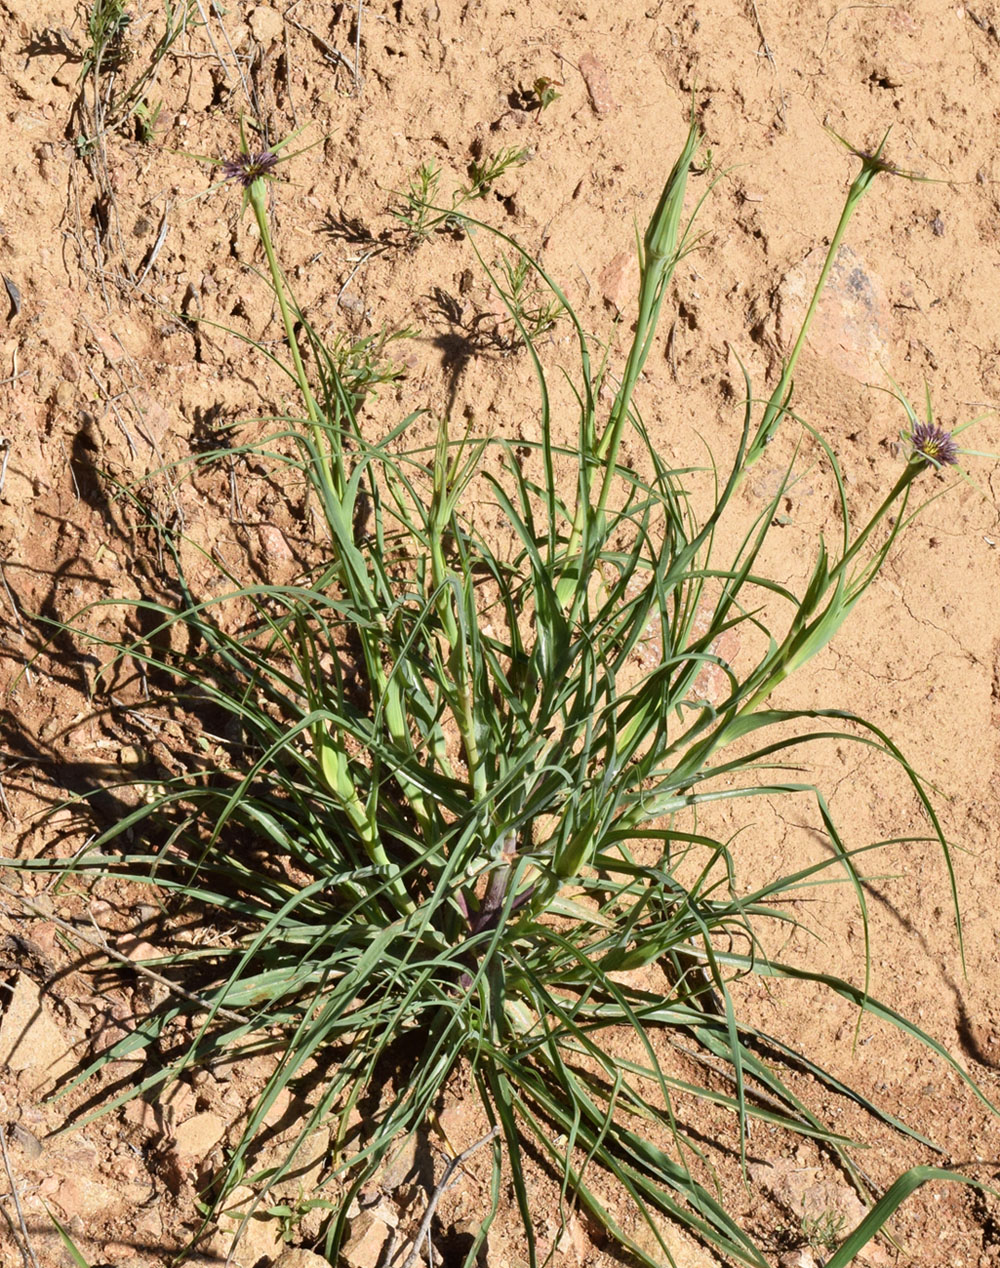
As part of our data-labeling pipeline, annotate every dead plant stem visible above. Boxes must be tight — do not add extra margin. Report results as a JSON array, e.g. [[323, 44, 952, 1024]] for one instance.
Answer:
[[0, 880, 252, 1026], [400, 1126, 501, 1268], [0, 1123, 40, 1268]]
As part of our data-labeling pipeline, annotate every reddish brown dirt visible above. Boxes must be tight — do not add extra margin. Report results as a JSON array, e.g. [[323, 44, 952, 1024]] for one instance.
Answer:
[[0, 1, 999, 1265]]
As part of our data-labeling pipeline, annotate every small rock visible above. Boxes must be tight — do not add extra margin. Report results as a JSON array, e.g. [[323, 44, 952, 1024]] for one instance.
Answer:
[[10, 1122, 43, 1160], [269, 1251, 331, 1268], [578, 52, 619, 115], [598, 250, 639, 315], [257, 523, 295, 563], [555, 1213, 587, 1263], [52, 380, 74, 410], [209, 1184, 284, 1262], [776, 243, 890, 381], [51, 1173, 120, 1222], [211, 1049, 280, 1083], [751, 1158, 870, 1253], [118, 743, 145, 767], [172, 1111, 226, 1158], [123, 1099, 158, 1132], [186, 71, 215, 113], [140, 399, 173, 444], [249, 5, 284, 44], [433, 1103, 470, 1147], [163, 1112, 226, 1192], [160, 1081, 197, 1126], [686, 600, 742, 706], [134, 1207, 163, 1241], [119, 937, 160, 964], [341, 1209, 391, 1268], [26, 921, 60, 959], [517, 417, 540, 446], [378, 1132, 419, 1190], [778, 1252, 820, 1268], [260, 1086, 294, 1130], [0, 976, 77, 1088], [52, 63, 77, 89], [232, 1213, 284, 1263], [51, 1136, 99, 1171]]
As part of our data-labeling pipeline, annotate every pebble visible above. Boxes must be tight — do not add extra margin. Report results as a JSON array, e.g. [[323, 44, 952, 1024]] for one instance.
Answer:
[[776, 243, 891, 381], [0, 976, 77, 1088], [52, 1173, 119, 1221], [269, 1253, 331, 1268], [249, 5, 284, 44], [171, 1110, 226, 1158], [578, 52, 619, 115], [778, 1252, 820, 1268], [599, 250, 639, 315], [340, 1210, 392, 1268]]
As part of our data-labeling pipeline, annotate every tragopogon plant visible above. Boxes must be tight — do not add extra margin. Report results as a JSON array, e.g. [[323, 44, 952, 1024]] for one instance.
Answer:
[[20, 113, 995, 1267]]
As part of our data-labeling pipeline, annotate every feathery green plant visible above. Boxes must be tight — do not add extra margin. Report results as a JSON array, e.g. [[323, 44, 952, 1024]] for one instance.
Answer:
[[75, 0, 195, 152], [391, 146, 528, 245], [18, 115, 996, 1266], [492, 249, 565, 347]]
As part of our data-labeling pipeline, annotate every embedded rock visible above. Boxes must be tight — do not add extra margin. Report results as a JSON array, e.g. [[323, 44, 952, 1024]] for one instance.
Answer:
[[776, 244, 891, 381]]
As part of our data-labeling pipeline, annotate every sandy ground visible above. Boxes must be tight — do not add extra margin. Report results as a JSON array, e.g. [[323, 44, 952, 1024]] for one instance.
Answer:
[[0, 0, 999, 1264]]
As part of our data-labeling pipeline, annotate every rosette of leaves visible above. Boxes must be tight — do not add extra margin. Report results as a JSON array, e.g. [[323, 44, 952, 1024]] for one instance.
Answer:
[[20, 116, 995, 1267]]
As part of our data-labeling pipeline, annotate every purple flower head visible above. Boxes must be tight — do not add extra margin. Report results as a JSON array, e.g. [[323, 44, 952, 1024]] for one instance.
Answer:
[[908, 422, 959, 468], [221, 149, 279, 189]]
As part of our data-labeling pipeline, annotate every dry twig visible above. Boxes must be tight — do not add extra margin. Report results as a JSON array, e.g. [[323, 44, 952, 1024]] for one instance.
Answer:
[[746, 0, 787, 128], [0, 879, 252, 1026], [400, 1126, 501, 1268], [0, 1122, 41, 1268]]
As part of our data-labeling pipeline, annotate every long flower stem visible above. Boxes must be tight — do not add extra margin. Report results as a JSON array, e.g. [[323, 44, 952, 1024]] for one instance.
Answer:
[[742, 137, 903, 477], [247, 176, 417, 916], [248, 180, 342, 501], [558, 120, 700, 606]]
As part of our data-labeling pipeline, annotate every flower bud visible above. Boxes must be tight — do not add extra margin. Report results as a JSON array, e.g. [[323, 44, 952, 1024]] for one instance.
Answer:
[[643, 119, 701, 266]]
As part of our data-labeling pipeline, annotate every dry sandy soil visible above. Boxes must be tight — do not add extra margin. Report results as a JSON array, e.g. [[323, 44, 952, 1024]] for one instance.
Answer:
[[0, 0, 999, 1265]]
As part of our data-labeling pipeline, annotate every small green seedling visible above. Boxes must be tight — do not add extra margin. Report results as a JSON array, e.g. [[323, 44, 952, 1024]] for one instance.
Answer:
[[515, 75, 562, 115], [75, 0, 196, 149], [132, 97, 161, 142], [394, 161, 442, 242], [79, 0, 133, 80], [492, 249, 564, 348], [466, 145, 527, 196], [532, 76, 561, 112], [801, 1208, 848, 1253]]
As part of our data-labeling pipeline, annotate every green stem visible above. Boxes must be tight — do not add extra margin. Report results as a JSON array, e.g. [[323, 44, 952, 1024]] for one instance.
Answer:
[[742, 148, 895, 476], [248, 179, 341, 503], [593, 266, 666, 518], [656, 463, 923, 794], [429, 437, 488, 804], [558, 120, 700, 606], [827, 464, 917, 585], [248, 178, 418, 916]]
